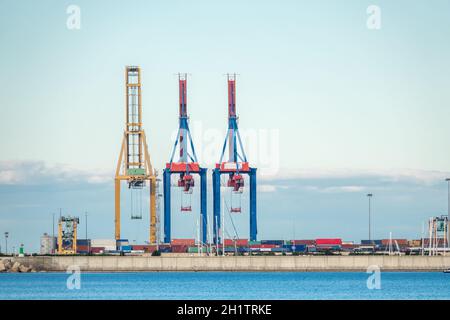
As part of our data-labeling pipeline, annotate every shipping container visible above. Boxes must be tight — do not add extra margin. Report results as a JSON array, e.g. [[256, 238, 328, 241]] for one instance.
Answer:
[[261, 244, 278, 249], [291, 240, 315, 245], [381, 239, 408, 246], [90, 247, 104, 254], [224, 239, 249, 247], [119, 245, 132, 251], [76, 245, 90, 252], [248, 240, 261, 245], [187, 246, 208, 254], [316, 245, 341, 251], [261, 240, 284, 245], [315, 238, 342, 246], [76, 239, 91, 246], [271, 247, 288, 252], [91, 239, 116, 247], [171, 245, 188, 253], [171, 238, 195, 246], [144, 245, 158, 253], [284, 244, 306, 252]]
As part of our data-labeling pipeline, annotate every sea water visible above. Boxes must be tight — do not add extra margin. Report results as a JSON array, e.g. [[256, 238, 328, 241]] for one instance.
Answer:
[[0, 272, 449, 300]]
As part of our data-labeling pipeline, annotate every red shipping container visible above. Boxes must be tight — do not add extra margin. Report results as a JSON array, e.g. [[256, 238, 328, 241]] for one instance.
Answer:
[[76, 245, 89, 252], [132, 245, 146, 251], [171, 239, 195, 246], [250, 244, 261, 248], [144, 245, 157, 253], [90, 247, 104, 253], [315, 239, 342, 246], [261, 244, 278, 249], [224, 239, 249, 247]]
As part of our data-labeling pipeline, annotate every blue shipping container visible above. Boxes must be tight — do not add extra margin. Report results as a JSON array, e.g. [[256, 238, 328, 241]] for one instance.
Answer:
[[261, 240, 284, 245]]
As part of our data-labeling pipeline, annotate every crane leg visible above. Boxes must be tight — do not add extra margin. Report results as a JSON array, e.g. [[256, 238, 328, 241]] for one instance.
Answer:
[[115, 178, 121, 240], [150, 177, 157, 244]]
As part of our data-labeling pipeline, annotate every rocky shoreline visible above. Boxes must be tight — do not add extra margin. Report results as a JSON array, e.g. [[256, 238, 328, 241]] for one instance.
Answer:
[[0, 259, 40, 273]]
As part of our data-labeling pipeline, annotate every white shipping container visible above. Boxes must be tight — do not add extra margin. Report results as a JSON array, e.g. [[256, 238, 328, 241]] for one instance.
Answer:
[[91, 239, 116, 247]]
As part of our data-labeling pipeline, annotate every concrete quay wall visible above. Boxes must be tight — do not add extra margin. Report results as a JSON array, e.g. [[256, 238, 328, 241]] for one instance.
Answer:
[[8, 255, 450, 272]]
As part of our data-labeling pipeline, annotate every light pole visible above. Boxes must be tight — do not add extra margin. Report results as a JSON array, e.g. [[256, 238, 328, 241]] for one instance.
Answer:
[[4, 232, 9, 256], [52, 212, 55, 254], [367, 194, 373, 242], [85, 211, 89, 254], [446, 178, 450, 248]]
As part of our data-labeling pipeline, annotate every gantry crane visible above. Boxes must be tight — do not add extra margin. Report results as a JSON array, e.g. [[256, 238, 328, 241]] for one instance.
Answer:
[[163, 74, 207, 244], [57, 216, 79, 254], [115, 66, 158, 244], [213, 74, 257, 243]]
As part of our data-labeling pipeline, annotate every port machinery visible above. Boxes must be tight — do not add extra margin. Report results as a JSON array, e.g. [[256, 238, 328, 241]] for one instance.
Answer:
[[115, 66, 158, 244], [213, 74, 257, 243], [163, 73, 207, 244], [57, 215, 79, 255]]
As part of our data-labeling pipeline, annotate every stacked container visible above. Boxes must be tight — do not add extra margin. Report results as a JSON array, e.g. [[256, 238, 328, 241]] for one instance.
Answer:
[[76, 239, 91, 254], [91, 239, 116, 252]]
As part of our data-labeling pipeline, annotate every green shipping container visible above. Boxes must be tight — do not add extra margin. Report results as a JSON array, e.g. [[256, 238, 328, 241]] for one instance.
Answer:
[[127, 168, 146, 175], [249, 241, 261, 245], [188, 247, 199, 253]]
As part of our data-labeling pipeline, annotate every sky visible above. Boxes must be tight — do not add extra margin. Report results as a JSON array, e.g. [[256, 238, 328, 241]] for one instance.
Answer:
[[0, 0, 450, 252]]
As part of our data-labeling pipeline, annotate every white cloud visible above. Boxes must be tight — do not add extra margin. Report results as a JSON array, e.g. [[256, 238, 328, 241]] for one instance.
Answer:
[[258, 184, 277, 193], [320, 185, 366, 193], [0, 160, 112, 186], [262, 167, 450, 186]]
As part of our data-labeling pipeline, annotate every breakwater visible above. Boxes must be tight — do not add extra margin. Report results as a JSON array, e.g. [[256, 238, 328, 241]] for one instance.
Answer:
[[4, 255, 450, 272]]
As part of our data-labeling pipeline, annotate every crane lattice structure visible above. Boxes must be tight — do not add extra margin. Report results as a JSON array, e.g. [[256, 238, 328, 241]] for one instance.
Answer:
[[163, 74, 207, 244], [213, 74, 257, 243], [115, 66, 157, 244]]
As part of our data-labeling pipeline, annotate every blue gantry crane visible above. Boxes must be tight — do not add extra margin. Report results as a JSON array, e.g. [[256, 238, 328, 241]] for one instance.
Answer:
[[213, 74, 257, 243], [163, 74, 207, 244]]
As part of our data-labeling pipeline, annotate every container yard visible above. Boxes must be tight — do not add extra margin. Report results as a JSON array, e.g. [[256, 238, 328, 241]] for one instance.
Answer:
[[33, 236, 446, 257]]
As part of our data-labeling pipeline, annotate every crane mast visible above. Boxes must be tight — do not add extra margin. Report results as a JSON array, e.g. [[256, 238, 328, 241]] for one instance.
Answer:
[[115, 66, 157, 244]]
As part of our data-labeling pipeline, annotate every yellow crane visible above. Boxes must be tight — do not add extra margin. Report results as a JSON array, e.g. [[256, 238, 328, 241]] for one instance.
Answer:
[[57, 216, 78, 254], [115, 66, 157, 244]]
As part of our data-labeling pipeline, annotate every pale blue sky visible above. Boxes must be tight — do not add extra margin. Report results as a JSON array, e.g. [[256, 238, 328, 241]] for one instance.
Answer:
[[0, 1, 450, 252]]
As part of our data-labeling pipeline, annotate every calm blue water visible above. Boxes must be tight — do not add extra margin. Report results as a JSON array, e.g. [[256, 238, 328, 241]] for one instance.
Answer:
[[0, 272, 449, 300]]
